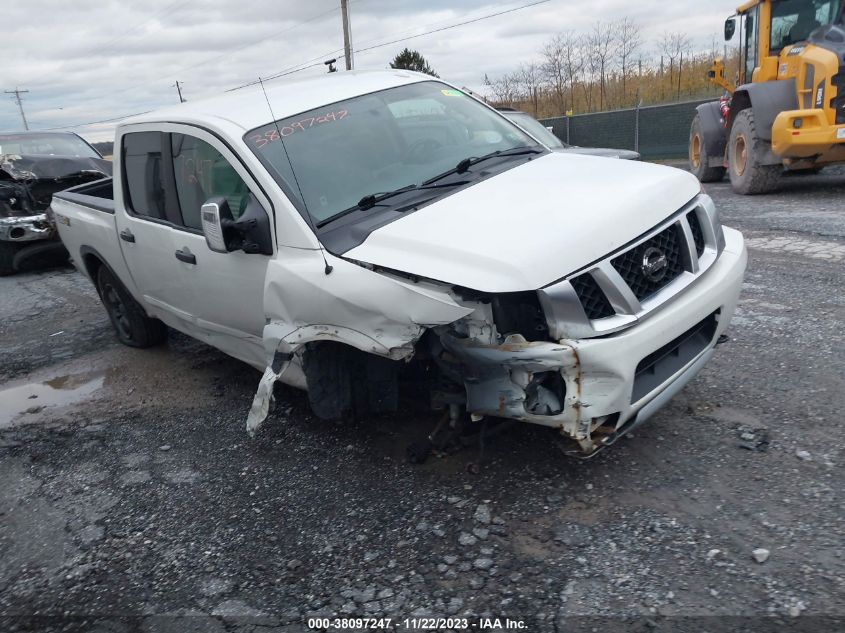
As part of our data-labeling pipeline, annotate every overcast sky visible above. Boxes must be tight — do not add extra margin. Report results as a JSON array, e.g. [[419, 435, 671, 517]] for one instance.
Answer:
[[1, 0, 738, 142]]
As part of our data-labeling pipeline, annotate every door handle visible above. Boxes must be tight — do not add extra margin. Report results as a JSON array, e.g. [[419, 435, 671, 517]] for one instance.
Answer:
[[174, 249, 196, 265], [119, 229, 135, 243]]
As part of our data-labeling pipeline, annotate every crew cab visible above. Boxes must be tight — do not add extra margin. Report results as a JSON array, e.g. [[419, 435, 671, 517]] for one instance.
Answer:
[[52, 70, 747, 455]]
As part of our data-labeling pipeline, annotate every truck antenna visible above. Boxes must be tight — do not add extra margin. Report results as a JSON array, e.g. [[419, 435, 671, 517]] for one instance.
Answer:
[[257, 77, 333, 276]]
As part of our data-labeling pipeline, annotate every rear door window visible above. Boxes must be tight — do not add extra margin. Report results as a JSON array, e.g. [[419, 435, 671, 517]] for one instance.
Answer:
[[171, 133, 251, 230], [122, 132, 170, 221]]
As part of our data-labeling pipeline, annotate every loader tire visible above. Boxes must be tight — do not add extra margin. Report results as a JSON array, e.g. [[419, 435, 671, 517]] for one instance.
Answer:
[[0, 242, 21, 276], [728, 109, 781, 195], [97, 265, 167, 348], [689, 114, 726, 183]]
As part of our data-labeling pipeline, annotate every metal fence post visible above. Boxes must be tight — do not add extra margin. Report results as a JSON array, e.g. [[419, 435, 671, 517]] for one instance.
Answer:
[[566, 115, 571, 145], [634, 100, 642, 153]]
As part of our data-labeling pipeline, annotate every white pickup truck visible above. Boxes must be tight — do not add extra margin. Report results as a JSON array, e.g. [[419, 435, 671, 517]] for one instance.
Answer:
[[52, 70, 747, 455]]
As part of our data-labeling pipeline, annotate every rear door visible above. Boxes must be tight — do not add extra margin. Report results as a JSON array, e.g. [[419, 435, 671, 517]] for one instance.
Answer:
[[114, 129, 201, 333]]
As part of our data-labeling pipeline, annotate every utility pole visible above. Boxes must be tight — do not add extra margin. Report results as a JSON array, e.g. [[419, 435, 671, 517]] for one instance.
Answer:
[[340, 0, 354, 71], [5, 87, 30, 130], [173, 81, 185, 103]]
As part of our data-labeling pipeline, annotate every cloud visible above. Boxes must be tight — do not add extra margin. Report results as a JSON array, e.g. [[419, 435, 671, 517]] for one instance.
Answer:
[[2, 0, 737, 141]]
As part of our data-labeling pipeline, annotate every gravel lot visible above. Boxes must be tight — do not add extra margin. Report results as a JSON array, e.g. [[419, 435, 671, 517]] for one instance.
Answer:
[[0, 168, 843, 632]]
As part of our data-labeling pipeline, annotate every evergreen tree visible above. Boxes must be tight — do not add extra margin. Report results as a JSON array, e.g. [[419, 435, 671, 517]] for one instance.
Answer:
[[390, 48, 439, 77]]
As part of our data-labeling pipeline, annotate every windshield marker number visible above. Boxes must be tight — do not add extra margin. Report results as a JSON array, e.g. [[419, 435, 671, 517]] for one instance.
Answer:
[[251, 110, 348, 148]]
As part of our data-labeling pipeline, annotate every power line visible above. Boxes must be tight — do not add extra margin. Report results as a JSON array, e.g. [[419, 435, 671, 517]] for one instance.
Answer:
[[38, 4, 345, 111], [31, 0, 551, 131], [25, 0, 191, 88], [232, 0, 551, 91], [354, 0, 551, 56], [36, 110, 154, 132]]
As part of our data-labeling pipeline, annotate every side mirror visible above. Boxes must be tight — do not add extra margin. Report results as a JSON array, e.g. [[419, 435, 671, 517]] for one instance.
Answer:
[[201, 195, 273, 256], [725, 17, 736, 41], [201, 197, 232, 253]]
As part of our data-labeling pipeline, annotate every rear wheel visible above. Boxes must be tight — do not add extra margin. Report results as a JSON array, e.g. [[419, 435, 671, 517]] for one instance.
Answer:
[[96, 265, 166, 348], [728, 109, 781, 194], [689, 114, 726, 183]]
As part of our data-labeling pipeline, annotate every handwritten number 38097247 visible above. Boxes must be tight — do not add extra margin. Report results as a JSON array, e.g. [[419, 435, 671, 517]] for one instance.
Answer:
[[251, 110, 348, 148]]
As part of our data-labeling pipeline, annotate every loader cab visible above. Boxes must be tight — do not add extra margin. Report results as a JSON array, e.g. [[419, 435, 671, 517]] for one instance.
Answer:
[[770, 0, 843, 52], [731, 0, 844, 83]]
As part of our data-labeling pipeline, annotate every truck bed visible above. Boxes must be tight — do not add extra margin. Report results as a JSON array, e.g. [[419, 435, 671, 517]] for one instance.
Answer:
[[51, 177, 139, 295], [53, 177, 115, 214]]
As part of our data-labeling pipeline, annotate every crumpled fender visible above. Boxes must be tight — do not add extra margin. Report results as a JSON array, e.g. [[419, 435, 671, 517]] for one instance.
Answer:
[[245, 249, 473, 435]]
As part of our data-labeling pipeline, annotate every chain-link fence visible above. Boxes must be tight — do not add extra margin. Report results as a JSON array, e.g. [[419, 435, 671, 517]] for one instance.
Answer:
[[540, 98, 715, 160]]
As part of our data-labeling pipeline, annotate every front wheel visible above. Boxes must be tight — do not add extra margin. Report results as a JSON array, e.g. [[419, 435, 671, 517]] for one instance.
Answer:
[[96, 265, 166, 348], [689, 114, 726, 183], [728, 109, 781, 195]]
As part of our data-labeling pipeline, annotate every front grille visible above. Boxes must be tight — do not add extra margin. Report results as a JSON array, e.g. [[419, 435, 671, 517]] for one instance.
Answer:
[[570, 273, 615, 320], [611, 224, 685, 301], [688, 211, 705, 257], [834, 71, 845, 125]]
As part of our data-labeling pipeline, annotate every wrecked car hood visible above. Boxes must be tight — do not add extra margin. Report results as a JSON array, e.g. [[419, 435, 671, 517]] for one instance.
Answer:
[[1, 154, 112, 216], [345, 153, 701, 292]]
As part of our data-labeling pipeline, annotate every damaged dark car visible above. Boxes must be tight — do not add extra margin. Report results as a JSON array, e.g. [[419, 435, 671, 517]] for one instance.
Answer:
[[0, 132, 111, 275]]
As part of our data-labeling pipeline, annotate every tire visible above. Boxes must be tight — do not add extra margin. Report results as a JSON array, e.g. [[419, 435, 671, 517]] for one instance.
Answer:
[[96, 265, 166, 348], [728, 109, 781, 195], [303, 342, 354, 421], [0, 241, 22, 276], [303, 342, 399, 422], [689, 114, 726, 183]]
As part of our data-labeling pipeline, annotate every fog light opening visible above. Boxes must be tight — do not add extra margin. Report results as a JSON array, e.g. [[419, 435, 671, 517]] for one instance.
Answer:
[[525, 371, 566, 416]]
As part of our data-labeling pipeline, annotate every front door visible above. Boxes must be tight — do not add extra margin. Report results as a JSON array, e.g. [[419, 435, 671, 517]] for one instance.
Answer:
[[160, 125, 276, 367]]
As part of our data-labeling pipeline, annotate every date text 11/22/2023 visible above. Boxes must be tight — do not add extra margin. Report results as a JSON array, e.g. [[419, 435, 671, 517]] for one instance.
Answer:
[[306, 617, 528, 630]]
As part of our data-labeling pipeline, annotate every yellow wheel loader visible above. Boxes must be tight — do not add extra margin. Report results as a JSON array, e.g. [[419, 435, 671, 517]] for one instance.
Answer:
[[690, 0, 845, 194]]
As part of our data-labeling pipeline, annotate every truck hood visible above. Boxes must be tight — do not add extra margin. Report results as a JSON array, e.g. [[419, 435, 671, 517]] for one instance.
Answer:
[[344, 153, 701, 293]]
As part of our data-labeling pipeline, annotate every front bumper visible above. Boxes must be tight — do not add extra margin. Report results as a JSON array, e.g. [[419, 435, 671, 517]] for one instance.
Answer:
[[443, 227, 747, 454], [0, 213, 54, 243]]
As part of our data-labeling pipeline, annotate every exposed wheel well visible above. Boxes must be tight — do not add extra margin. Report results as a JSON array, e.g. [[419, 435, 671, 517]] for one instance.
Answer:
[[82, 252, 104, 285]]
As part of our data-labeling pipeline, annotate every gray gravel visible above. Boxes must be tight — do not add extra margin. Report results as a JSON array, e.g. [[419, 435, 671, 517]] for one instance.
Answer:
[[0, 167, 843, 631]]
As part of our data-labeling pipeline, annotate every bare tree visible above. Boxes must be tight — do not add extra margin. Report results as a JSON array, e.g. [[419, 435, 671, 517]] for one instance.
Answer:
[[658, 31, 691, 99], [541, 32, 573, 114], [484, 72, 519, 105], [563, 35, 585, 113], [616, 18, 642, 106], [587, 21, 618, 111], [518, 62, 543, 116]]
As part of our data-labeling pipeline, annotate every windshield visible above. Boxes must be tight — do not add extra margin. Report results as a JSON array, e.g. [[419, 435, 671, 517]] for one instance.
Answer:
[[0, 133, 100, 158], [246, 81, 538, 223], [770, 0, 842, 50], [502, 111, 565, 149]]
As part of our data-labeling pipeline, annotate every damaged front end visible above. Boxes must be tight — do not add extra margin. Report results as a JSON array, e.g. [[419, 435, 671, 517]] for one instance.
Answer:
[[0, 153, 111, 274], [427, 290, 602, 455], [245, 207, 744, 458]]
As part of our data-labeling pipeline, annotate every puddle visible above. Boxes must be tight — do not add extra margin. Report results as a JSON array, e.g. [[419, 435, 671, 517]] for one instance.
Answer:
[[0, 372, 105, 428]]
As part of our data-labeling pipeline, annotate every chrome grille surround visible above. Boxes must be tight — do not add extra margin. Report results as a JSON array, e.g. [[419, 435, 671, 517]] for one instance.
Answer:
[[538, 195, 726, 340]]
